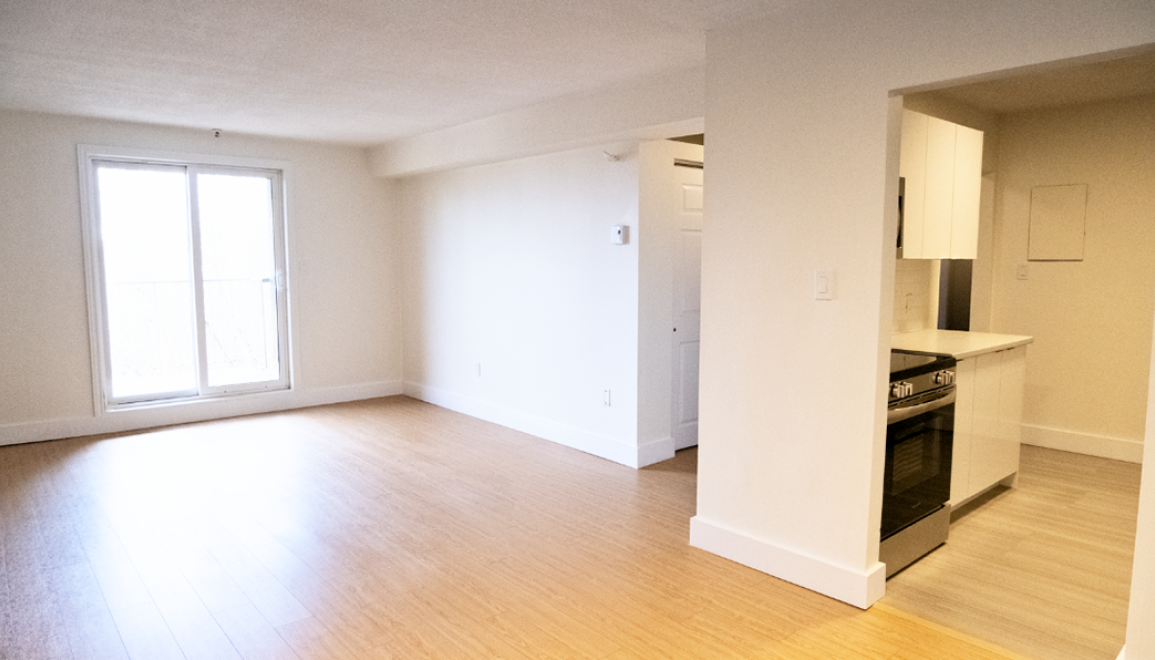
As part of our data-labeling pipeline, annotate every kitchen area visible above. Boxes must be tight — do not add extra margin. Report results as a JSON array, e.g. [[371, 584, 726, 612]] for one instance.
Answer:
[[878, 52, 1155, 660]]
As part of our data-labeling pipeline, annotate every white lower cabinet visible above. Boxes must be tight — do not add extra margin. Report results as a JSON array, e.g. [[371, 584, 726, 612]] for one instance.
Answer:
[[950, 345, 1026, 505]]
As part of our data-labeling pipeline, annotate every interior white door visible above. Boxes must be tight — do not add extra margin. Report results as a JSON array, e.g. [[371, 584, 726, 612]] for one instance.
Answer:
[[672, 155, 704, 450]]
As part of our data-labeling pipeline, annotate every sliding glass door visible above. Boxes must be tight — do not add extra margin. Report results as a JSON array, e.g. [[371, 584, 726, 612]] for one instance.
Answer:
[[88, 157, 289, 405]]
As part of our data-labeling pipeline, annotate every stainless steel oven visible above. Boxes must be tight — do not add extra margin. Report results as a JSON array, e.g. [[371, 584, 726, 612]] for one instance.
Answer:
[[880, 350, 956, 577]]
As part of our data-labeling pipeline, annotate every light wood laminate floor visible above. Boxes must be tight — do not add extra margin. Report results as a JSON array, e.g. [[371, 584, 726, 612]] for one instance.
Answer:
[[4, 396, 1037, 660], [884, 445, 1142, 660]]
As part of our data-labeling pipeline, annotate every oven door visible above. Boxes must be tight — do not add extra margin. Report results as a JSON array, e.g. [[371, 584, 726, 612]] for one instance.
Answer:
[[882, 391, 954, 540]]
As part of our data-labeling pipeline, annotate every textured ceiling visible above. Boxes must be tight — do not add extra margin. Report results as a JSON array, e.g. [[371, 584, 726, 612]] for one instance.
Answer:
[[0, 0, 795, 145]]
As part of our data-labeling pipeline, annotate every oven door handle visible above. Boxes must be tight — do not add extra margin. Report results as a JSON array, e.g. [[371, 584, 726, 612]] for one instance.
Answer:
[[887, 389, 956, 425]]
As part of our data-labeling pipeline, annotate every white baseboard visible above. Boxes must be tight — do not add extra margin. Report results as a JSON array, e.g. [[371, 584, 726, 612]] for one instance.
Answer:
[[404, 381, 673, 468], [637, 436, 677, 467], [0, 380, 404, 447], [1021, 424, 1144, 464], [689, 515, 886, 609]]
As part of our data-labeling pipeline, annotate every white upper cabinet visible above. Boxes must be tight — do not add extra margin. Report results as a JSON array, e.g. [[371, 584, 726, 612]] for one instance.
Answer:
[[899, 110, 983, 259], [950, 123, 983, 258]]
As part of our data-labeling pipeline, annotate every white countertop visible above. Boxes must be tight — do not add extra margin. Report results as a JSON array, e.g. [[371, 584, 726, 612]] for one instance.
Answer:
[[892, 329, 1033, 359]]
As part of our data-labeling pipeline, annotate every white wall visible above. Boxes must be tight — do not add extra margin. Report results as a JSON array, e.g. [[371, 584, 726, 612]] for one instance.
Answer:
[[398, 142, 679, 467], [0, 110, 403, 444], [692, 0, 1154, 609], [991, 96, 1155, 462]]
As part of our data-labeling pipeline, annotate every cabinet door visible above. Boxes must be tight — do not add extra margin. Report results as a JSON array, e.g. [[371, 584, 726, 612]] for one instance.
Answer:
[[950, 124, 983, 259], [996, 346, 1026, 472], [898, 110, 984, 260], [900, 110, 929, 258], [968, 351, 1007, 491], [921, 116, 957, 258], [951, 357, 976, 504], [969, 348, 1024, 491]]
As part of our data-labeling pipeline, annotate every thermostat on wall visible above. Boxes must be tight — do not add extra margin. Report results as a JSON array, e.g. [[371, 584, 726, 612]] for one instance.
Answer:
[[611, 225, 629, 245]]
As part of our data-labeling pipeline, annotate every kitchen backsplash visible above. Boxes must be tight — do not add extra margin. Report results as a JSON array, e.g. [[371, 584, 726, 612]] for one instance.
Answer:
[[893, 259, 938, 333]]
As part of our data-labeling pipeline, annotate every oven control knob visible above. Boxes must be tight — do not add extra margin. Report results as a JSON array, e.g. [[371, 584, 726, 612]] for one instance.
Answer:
[[934, 370, 955, 385], [890, 382, 913, 398]]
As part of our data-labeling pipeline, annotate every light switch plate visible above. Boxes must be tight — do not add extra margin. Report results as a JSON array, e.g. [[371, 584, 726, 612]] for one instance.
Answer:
[[815, 270, 833, 300]]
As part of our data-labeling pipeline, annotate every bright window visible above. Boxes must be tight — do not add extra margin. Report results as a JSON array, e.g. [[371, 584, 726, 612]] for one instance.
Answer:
[[81, 148, 290, 406]]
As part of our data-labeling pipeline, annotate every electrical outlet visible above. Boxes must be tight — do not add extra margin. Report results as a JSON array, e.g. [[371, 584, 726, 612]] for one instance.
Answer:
[[604, 389, 611, 406]]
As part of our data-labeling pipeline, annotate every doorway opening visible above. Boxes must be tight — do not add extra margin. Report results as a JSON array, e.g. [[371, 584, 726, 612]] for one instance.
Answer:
[[883, 47, 1155, 660]]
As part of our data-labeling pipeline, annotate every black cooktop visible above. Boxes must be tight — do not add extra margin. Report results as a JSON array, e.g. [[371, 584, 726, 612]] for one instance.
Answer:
[[890, 350, 956, 381]]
